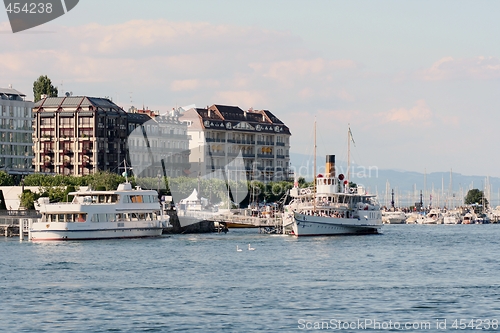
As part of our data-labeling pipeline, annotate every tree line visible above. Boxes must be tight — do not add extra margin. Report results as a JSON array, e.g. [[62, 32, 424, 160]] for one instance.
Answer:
[[0, 171, 313, 210]]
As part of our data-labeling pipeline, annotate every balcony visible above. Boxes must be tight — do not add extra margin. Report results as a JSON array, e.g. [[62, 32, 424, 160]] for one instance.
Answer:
[[277, 155, 285, 159], [208, 151, 225, 157], [206, 138, 225, 143], [276, 142, 285, 146], [229, 139, 255, 145], [257, 153, 274, 158], [257, 141, 274, 146]]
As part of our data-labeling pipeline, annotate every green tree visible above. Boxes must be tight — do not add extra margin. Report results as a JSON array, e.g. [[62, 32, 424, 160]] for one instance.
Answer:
[[33, 75, 58, 102], [464, 189, 486, 205], [84, 171, 125, 191], [0, 171, 14, 186], [297, 177, 307, 187], [40, 186, 66, 203], [20, 190, 40, 210], [464, 189, 488, 211]]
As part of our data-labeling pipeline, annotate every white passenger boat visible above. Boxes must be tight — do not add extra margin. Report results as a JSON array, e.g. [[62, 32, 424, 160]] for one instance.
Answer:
[[29, 182, 168, 241], [382, 210, 407, 224], [443, 210, 462, 224], [421, 209, 444, 224], [283, 155, 382, 236]]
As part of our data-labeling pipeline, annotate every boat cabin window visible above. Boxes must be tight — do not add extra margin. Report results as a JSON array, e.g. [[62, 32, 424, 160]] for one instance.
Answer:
[[43, 213, 87, 222], [90, 194, 118, 203], [91, 213, 116, 222], [130, 195, 143, 203], [123, 195, 157, 203]]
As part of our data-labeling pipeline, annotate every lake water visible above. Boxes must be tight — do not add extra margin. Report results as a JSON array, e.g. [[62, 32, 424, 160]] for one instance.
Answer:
[[1, 225, 499, 332]]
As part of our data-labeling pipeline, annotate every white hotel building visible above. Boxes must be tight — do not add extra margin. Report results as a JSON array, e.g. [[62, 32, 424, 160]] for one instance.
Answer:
[[181, 104, 291, 183]]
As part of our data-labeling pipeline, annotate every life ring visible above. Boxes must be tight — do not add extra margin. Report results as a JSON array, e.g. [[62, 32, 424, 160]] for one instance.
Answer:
[[300, 189, 307, 195], [306, 189, 311, 194], [349, 188, 355, 194]]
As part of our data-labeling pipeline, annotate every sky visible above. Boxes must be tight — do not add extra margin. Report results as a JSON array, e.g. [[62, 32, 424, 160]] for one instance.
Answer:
[[2, 0, 500, 177]]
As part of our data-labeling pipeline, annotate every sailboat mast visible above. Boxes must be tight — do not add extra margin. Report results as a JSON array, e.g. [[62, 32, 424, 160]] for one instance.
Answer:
[[347, 125, 350, 182], [313, 118, 317, 212]]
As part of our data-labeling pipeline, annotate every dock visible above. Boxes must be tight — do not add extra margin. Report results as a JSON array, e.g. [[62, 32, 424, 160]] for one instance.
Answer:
[[174, 209, 284, 234], [0, 210, 39, 240]]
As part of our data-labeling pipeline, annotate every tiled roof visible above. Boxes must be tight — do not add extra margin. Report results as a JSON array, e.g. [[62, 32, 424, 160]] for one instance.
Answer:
[[34, 96, 126, 114], [193, 104, 291, 135], [0, 87, 26, 97]]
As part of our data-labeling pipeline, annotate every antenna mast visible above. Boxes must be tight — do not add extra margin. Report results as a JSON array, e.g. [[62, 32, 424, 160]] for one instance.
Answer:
[[313, 117, 317, 212], [347, 124, 351, 182]]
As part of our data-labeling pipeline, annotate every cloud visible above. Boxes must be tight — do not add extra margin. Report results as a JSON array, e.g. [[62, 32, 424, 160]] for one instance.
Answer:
[[170, 79, 220, 92], [380, 100, 432, 125], [418, 56, 500, 81], [1, 18, 365, 114], [211, 90, 269, 108], [249, 58, 357, 84]]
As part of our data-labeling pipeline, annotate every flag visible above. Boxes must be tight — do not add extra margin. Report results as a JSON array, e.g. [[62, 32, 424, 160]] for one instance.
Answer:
[[349, 127, 356, 146]]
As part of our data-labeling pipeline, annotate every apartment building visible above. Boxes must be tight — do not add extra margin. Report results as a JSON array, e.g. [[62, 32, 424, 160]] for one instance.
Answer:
[[0, 87, 34, 175], [181, 104, 291, 182], [33, 96, 128, 175]]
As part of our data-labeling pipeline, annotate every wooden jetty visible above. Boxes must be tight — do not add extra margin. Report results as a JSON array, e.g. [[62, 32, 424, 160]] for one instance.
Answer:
[[0, 210, 39, 240], [175, 209, 284, 234]]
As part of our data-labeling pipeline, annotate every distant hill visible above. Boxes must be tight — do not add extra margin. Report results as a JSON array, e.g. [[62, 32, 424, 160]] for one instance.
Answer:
[[290, 152, 500, 207]]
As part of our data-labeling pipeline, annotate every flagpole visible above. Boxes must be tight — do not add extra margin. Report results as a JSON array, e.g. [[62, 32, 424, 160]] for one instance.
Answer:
[[313, 117, 317, 212], [347, 124, 350, 183]]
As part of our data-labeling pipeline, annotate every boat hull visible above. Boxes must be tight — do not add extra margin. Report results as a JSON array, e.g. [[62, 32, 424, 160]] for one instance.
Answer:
[[291, 213, 381, 236], [384, 218, 406, 224], [29, 222, 163, 241]]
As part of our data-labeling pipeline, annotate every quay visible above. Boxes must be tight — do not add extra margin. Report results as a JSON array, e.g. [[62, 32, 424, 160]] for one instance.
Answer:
[[166, 208, 284, 234], [0, 210, 39, 240]]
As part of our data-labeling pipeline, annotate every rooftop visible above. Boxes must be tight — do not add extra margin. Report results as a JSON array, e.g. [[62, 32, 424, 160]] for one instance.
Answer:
[[34, 96, 127, 114], [0, 87, 27, 101], [192, 104, 291, 134]]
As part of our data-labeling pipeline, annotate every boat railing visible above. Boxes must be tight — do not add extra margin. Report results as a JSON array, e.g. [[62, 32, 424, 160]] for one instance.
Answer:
[[1, 209, 40, 217]]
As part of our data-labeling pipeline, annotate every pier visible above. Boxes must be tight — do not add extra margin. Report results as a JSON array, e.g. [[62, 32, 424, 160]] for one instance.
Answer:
[[0, 210, 39, 240], [172, 209, 284, 234], [214, 211, 283, 233]]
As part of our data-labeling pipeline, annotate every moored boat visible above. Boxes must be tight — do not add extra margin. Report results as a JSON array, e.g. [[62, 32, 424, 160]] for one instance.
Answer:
[[382, 210, 407, 224], [421, 209, 444, 224], [30, 182, 168, 241], [283, 155, 382, 236], [443, 210, 462, 224]]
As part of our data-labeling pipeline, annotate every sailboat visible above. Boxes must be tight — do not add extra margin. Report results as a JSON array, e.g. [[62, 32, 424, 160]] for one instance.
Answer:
[[282, 125, 383, 236]]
